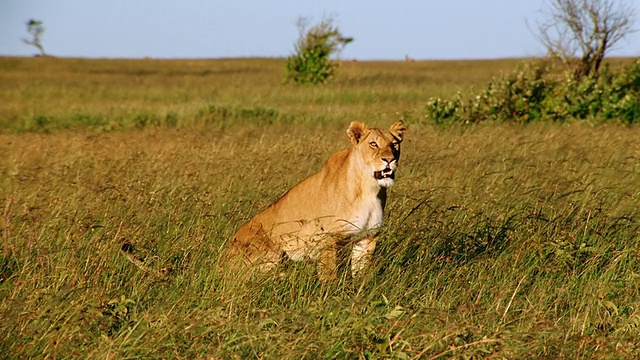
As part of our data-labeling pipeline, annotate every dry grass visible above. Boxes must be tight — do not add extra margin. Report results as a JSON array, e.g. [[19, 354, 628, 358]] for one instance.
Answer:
[[0, 57, 531, 131], [1, 57, 640, 358]]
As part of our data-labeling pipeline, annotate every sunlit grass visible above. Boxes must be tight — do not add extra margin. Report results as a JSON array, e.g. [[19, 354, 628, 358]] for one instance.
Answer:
[[1, 57, 639, 358], [0, 57, 534, 131]]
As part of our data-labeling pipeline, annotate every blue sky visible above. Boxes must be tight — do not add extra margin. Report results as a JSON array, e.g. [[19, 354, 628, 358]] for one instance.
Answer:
[[1, 0, 639, 60]]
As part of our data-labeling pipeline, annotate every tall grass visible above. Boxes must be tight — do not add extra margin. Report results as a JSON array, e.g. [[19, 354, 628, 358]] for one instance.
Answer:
[[0, 57, 527, 132], [1, 57, 639, 358]]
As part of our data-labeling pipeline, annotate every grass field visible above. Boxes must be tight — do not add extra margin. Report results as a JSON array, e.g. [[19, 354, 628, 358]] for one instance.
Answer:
[[1, 57, 640, 358]]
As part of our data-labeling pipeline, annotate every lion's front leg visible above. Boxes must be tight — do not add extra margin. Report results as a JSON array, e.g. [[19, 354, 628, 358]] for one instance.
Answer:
[[351, 237, 376, 278]]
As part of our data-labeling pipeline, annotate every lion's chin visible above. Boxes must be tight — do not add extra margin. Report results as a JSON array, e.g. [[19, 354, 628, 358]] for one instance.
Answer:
[[377, 178, 395, 187]]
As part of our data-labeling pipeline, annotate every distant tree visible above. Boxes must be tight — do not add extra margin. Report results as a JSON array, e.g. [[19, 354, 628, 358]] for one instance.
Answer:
[[23, 19, 47, 56], [284, 16, 353, 85], [535, 0, 636, 80]]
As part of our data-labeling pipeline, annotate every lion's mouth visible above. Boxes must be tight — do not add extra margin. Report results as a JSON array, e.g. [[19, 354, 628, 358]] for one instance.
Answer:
[[374, 168, 395, 180]]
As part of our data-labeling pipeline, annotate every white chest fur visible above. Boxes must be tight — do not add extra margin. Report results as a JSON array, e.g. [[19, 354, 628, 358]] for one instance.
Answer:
[[347, 193, 384, 234]]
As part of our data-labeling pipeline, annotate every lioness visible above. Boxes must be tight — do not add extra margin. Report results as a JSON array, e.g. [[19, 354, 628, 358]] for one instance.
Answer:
[[226, 120, 406, 281]]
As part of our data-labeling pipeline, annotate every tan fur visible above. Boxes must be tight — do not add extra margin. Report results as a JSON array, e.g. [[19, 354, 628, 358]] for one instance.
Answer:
[[225, 120, 406, 281]]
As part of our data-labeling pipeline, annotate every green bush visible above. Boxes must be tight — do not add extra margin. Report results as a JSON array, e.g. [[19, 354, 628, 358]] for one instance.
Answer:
[[196, 104, 283, 124], [284, 17, 352, 85], [424, 59, 640, 125]]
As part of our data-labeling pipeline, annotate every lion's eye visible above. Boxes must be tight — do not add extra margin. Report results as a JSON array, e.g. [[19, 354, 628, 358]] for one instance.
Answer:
[[369, 141, 378, 149]]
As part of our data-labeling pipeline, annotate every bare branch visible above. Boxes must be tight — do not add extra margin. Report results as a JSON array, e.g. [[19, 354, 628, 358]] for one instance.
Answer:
[[534, 0, 636, 79]]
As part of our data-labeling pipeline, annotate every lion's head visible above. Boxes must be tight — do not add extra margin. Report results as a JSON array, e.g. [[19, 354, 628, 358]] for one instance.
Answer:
[[347, 120, 406, 187]]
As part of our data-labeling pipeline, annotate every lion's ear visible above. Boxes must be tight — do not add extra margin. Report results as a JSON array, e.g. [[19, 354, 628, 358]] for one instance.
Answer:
[[347, 121, 368, 145], [389, 120, 407, 142]]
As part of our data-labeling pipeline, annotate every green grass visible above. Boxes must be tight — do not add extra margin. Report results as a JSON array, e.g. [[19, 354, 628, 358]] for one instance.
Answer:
[[0, 57, 533, 132], [1, 57, 640, 358]]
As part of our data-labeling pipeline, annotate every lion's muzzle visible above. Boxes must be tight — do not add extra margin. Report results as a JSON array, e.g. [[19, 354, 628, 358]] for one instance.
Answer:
[[374, 168, 395, 180]]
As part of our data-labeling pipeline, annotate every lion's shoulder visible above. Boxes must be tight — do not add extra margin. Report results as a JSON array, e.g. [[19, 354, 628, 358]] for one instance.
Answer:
[[321, 149, 351, 176]]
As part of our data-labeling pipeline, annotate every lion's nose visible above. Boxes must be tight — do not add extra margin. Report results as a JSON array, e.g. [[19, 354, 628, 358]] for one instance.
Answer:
[[382, 157, 395, 166]]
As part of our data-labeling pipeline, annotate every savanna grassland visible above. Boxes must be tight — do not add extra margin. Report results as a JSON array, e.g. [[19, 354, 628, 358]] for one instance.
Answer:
[[1, 57, 640, 359]]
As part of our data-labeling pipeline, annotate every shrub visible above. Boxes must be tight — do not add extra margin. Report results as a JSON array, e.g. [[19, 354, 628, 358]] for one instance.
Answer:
[[284, 17, 353, 85], [133, 112, 160, 128], [425, 62, 553, 124], [196, 104, 283, 124], [424, 59, 640, 125]]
